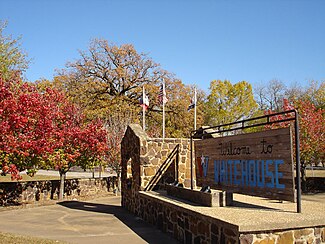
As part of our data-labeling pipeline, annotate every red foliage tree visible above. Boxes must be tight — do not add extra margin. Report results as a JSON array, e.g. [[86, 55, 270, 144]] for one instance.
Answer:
[[265, 98, 325, 191], [77, 120, 108, 172], [1, 74, 109, 200], [43, 90, 108, 199], [294, 100, 324, 166], [0, 74, 58, 179]]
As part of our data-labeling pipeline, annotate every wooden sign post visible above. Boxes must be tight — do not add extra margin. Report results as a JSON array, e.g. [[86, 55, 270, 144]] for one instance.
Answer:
[[194, 127, 295, 202]]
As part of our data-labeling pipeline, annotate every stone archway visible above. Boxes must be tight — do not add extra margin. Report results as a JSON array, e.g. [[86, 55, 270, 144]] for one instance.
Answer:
[[121, 124, 193, 211]]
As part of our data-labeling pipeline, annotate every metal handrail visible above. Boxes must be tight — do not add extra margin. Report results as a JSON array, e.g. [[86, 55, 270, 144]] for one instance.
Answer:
[[194, 110, 296, 136], [144, 144, 180, 191]]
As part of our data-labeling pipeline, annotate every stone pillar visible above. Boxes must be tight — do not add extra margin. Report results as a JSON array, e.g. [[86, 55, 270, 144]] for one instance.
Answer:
[[121, 124, 195, 211]]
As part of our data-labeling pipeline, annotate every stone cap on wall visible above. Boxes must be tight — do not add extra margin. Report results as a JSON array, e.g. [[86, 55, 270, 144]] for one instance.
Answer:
[[141, 191, 325, 233], [127, 124, 150, 141], [126, 125, 190, 143]]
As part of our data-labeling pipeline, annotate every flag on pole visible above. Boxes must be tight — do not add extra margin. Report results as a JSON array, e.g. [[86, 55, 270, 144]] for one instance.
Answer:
[[158, 83, 168, 105], [187, 89, 197, 112], [140, 86, 149, 131], [158, 82, 167, 139], [140, 90, 149, 111], [188, 88, 197, 130], [187, 98, 196, 112]]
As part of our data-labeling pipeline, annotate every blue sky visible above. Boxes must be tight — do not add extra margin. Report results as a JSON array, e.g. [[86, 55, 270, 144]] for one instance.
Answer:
[[1, 0, 324, 91]]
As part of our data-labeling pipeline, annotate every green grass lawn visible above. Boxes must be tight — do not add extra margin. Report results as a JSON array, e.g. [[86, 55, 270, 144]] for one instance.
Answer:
[[0, 232, 66, 244]]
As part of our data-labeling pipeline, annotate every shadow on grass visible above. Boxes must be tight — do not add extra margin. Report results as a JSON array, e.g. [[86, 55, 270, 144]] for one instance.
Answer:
[[57, 199, 178, 244]]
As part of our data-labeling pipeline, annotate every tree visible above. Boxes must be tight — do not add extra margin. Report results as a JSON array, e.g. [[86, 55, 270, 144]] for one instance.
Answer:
[[0, 74, 57, 179], [104, 114, 131, 191], [145, 81, 205, 138], [204, 80, 258, 126], [44, 89, 108, 200], [265, 98, 325, 191], [286, 80, 325, 110], [45, 93, 84, 199], [294, 100, 324, 190], [57, 39, 167, 120], [0, 21, 29, 79], [0, 73, 108, 199], [56, 38, 204, 138], [77, 120, 108, 177], [255, 79, 286, 111], [48, 116, 108, 200], [166, 82, 205, 137]]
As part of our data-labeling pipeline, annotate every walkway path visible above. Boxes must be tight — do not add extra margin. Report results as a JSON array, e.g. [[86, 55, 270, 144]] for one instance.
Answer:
[[0, 193, 323, 243], [0, 196, 178, 244]]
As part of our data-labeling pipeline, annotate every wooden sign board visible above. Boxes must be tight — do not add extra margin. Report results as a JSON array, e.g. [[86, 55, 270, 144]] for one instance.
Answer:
[[194, 127, 295, 202]]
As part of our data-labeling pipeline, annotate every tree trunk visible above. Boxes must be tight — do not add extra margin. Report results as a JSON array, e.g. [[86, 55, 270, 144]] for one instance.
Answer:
[[59, 171, 66, 200], [117, 172, 121, 193]]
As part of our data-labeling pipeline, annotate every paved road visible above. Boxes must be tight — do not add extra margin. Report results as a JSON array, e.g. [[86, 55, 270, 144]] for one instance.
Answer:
[[0, 196, 178, 244], [22, 169, 116, 178]]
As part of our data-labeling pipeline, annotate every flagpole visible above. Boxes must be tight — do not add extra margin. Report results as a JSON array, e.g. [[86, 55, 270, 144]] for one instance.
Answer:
[[194, 87, 197, 131], [142, 86, 145, 131], [162, 82, 165, 140]]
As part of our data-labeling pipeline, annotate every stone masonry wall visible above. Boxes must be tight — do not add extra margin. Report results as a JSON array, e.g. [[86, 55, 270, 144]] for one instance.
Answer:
[[121, 124, 242, 243], [134, 192, 325, 244], [138, 192, 239, 244], [121, 125, 325, 244], [121, 124, 143, 213], [121, 124, 194, 214], [240, 227, 325, 244], [0, 176, 117, 206], [141, 137, 192, 189]]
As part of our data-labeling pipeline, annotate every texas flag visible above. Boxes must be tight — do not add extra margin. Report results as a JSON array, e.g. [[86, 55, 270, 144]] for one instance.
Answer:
[[140, 93, 149, 111]]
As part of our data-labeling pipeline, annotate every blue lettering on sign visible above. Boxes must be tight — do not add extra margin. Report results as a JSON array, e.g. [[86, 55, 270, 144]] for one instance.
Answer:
[[240, 160, 248, 186], [234, 160, 241, 186], [265, 160, 274, 188], [248, 160, 257, 187], [227, 160, 233, 185], [220, 160, 227, 183], [213, 159, 285, 189], [256, 160, 265, 188], [275, 160, 285, 189]]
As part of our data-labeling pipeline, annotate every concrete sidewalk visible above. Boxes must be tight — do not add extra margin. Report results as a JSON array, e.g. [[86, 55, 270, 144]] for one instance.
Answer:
[[0, 196, 178, 244]]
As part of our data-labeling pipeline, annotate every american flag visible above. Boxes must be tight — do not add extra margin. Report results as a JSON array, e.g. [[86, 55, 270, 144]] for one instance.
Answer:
[[158, 83, 168, 105], [187, 99, 195, 112]]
